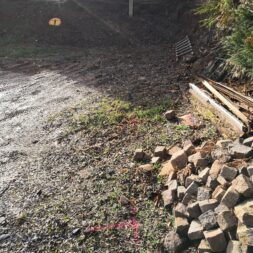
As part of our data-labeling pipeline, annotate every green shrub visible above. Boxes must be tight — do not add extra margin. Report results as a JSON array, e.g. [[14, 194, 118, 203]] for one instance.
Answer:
[[196, 1, 253, 78]]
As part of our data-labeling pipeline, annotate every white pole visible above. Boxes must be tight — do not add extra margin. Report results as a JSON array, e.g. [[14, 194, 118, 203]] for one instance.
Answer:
[[129, 0, 133, 17]]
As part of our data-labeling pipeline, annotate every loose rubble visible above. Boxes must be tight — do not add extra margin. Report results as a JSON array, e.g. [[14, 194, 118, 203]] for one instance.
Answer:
[[135, 136, 253, 252]]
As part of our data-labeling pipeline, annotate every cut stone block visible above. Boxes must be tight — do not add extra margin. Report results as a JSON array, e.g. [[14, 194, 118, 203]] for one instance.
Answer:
[[215, 204, 230, 214], [177, 186, 186, 200], [204, 228, 227, 252], [175, 217, 189, 234], [232, 175, 253, 197], [199, 199, 219, 213], [164, 110, 176, 120], [210, 160, 223, 179], [151, 156, 161, 164], [221, 186, 240, 208], [177, 186, 186, 199], [229, 143, 253, 159], [134, 149, 145, 161], [199, 210, 217, 230], [162, 189, 175, 206], [188, 152, 209, 169], [185, 175, 201, 188], [198, 167, 210, 183], [243, 136, 253, 147], [234, 200, 253, 227], [170, 150, 188, 170], [188, 220, 204, 240], [206, 176, 219, 190], [212, 185, 226, 202], [154, 146, 167, 158], [226, 240, 242, 253], [237, 223, 253, 246], [247, 165, 253, 177], [163, 231, 185, 252], [217, 210, 237, 231], [220, 165, 237, 181], [185, 181, 199, 196], [182, 193, 194, 206], [216, 139, 232, 149], [174, 203, 189, 218], [198, 239, 212, 253], [187, 202, 201, 219], [197, 187, 211, 201], [183, 142, 196, 156], [217, 175, 230, 187]]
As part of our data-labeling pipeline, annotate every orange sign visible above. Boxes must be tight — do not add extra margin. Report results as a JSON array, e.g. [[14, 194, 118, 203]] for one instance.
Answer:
[[49, 18, 62, 26]]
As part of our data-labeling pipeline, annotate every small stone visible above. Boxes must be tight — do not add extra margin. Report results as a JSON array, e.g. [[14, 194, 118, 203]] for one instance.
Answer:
[[177, 186, 186, 199], [229, 143, 253, 159], [197, 187, 211, 201], [133, 149, 145, 161], [237, 223, 253, 246], [199, 199, 219, 213], [182, 193, 194, 205], [138, 164, 153, 172], [217, 210, 237, 231], [185, 175, 201, 188], [154, 146, 167, 158], [220, 165, 238, 181], [163, 231, 185, 252], [198, 239, 212, 253], [187, 202, 201, 218], [226, 240, 242, 253], [0, 217, 6, 225], [212, 185, 226, 202], [221, 186, 240, 208], [164, 110, 176, 120], [188, 220, 204, 240], [119, 195, 130, 205], [234, 200, 253, 227], [188, 152, 209, 169], [151, 157, 161, 164], [232, 175, 253, 197], [0, 234, 10, 242], [204, 228, 227, 252], [199, 210, 217, 230], [72, 228, 81, 236], [174, 203, 189, 218], [185, 181, 199, 196], [159, 161, 175, 176], [198, 167, 210, 183], [175, 217, 189, 234], [243, 137, 253, 147], [170, 150, 188, 170]]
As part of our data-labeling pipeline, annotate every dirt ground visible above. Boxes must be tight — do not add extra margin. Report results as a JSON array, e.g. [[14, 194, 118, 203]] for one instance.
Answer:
[[0, 0, 219, 252]]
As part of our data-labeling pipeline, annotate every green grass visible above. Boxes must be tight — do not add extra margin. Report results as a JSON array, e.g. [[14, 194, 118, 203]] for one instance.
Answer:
[[61, 98, 173, 136]]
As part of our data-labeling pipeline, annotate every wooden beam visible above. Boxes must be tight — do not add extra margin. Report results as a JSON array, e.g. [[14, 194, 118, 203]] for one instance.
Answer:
[[129, 0, 134, 17], [202, 80, 249, 126], [189, 83, 247, 134]]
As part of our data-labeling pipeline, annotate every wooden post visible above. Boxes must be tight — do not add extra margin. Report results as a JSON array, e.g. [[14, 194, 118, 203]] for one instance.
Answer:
[[129, 0, 133, 17]]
